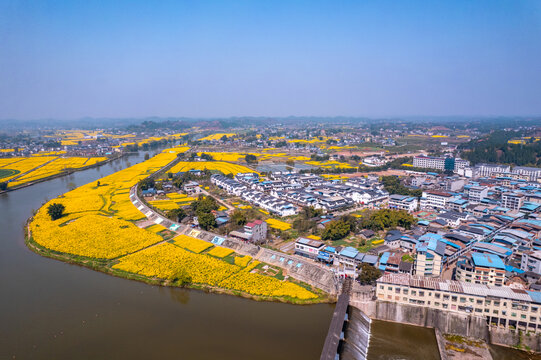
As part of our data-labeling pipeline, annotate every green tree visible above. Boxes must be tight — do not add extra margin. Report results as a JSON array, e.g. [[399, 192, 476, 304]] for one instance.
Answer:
[[292, 218, 317, 233], [139, 178, 155, 190], [191, 195, 219, 215], [198, 212, 217, 230], [170, 268, 192, 286], [167, 208, 186, 222], [245, 154, 258, 164], [321, 220, 351, 241], [231, 210, 247, 226], [47, 203, 65, 220], [200, 153, 214, 161], [381, 175, 421, 197], [0, 182, 7, 191], [144, 153, 150, 160], [358, 263, 382, 285]]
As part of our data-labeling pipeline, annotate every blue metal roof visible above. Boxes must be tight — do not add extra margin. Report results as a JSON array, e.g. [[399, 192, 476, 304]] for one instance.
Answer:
[[471, 253, 505, 270], [521, 202, 541, 211], [441, 239, 461, 249], [527, 291, 541, 304], [505, 265, 524, 274], [379, 252, 390, 264], [362, 254, 378, 265], [419, 233, 443, 242], [339, 246, 359, 259], [519, 219, 541, 227]]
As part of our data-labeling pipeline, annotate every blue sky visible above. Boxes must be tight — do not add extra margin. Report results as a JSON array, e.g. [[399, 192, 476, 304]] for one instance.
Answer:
[[1, 0, 540, 119]]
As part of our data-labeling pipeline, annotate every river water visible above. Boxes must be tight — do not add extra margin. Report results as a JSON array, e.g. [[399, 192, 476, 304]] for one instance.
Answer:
[[0, 149, 520, 359]]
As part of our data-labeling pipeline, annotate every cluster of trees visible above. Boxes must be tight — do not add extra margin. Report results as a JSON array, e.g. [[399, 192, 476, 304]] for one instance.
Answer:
[[320, 208, 417, 241], [139, 178, 155, 190], [461, 136, 541, 166], [358, 263, 382, 285], [321, 218, 354, 240], [166, 208, 186, 223], [381, 176, 422, 197], [188, 152, 214, 161], [191, 195, 219, 230], [230, 209, 247, 226], [170, 170, 212, 188], [0, 182, 7, 191], [292, 207, 323, 234], [357, 208, 417, 231], [310, 153, 330, 161], [458, 130, 541, 166], [245, 154, 258, 164], [124, 138, 174, 152]]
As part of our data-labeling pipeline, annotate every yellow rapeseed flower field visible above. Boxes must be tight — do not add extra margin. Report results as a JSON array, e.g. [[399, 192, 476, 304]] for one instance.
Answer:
[[207, 246, 234, 258], [30, 147, 188, 257], [173, 234, 213, 253], [113, 243, 241, 285], [266, 219, 292, 230], [9, 157, 107, 187], [113, 243, 316, 299], [234, 255, 252, 267], [30, 214, 163, 259], [168, 161, 257, 175], [199, 133, 236, 141], [219, 270, 317, 300]]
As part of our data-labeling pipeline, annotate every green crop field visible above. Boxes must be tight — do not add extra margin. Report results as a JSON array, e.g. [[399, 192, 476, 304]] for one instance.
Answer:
[[0, 169, 20, 179]]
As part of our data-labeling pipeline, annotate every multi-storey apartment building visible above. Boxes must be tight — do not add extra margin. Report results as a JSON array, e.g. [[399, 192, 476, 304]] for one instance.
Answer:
[[455, 253, 506, 286], [512, 167, 541, 182], [420, 190, 454, 210], [521, 250, 541, 274], [468, 185, 489, 203], [243, 220, 268, 243], [413, 156, 469, 172], [376, 273, 541, 333], [414, 235, 445, 277], [474, 163, 511, 178], [388, 194, 418, 212], [294, 237, 326, 259], [502, 192, 524, 211]]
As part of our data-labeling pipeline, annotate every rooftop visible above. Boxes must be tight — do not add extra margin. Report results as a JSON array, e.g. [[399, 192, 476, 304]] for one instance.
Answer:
[[471, 253, 505, 270]]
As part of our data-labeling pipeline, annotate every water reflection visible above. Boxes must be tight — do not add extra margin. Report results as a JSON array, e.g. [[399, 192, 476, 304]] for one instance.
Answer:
[[160, 286, 191, 305]]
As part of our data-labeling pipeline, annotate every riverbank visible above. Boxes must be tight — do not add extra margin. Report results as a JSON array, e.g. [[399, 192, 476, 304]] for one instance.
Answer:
[[25, 228, 332, 305], [1, 154, 120, 193]]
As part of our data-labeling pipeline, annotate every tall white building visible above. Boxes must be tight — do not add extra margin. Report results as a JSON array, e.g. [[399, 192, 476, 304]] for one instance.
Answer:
[[413, 155, 469, 172], [474, 163, 511, 178]]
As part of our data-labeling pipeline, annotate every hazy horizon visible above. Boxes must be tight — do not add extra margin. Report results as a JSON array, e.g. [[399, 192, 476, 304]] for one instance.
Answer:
[[1, 0, 540, 120]]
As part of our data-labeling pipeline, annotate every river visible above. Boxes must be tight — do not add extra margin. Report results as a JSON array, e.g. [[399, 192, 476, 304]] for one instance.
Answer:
[[0, 149, 520, 359]]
